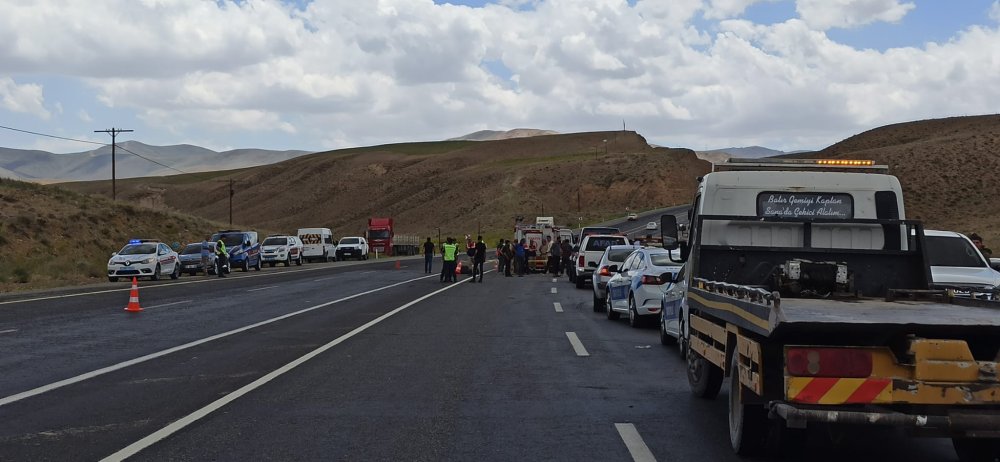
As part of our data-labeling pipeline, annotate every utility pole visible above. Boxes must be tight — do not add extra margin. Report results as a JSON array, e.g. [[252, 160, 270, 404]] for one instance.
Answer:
[[94, 127, 134, 201], [229, 179, 235, 225]]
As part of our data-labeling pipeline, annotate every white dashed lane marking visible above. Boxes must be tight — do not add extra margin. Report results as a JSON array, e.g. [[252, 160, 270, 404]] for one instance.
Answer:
[[551, 287, 557, 294], [553, 302, 563, 313], [565, 332, 590, 357], [0, 329, 18, 334], [615, 423, 657, 462], [247, 286, 278, 292]]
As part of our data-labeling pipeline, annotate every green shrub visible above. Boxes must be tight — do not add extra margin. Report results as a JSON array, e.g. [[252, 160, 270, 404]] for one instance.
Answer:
[[12, 267, 30, 283]]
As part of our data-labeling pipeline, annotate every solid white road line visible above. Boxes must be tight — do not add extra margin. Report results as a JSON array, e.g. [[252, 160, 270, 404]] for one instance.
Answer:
[[551, 287, 557, 294], [0, 274, 435, 408], [0, 258, 417, 306], [0, 329, 18, 334], [101, 277, 472, 461], [553, 302, 563, 313], [246, 286, 278, 292], [615, 423, 657, 462], [565, 332, 590, 357], [142, 300, 191, 310], [360, 271, 377, 274]]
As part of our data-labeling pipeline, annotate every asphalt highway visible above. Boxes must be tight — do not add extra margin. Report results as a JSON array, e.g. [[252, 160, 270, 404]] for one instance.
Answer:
[[0, 241, 961, 461]]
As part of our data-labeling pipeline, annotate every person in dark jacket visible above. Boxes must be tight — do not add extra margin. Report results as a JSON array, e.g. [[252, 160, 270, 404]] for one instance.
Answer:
[[560, 239, 572, 277], [471, 236, 486, 283], [423, 237, 435, 274], [549, 237, 562, 276], [501, 240, 514, 277], [514, 239, 527, 277]]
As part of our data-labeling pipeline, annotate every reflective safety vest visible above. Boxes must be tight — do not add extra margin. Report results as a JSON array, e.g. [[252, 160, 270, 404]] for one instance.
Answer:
[[217, 240, 227, 256], [443, 243, 458, 261]]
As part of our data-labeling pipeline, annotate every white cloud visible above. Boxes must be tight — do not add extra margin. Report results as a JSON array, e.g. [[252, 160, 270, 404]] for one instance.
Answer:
[[77, 109, 93, 122], [796, 0, 915, 30], [991, 1, 1000, 22], [0, 0, 996, 153], [0, 77, 50, 119]]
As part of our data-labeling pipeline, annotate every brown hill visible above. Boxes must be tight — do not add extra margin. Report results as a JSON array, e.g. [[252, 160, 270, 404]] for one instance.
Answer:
[[807, 115, 1000, 247], [61, 131, 710, 240], [0, 179, 226, 291]]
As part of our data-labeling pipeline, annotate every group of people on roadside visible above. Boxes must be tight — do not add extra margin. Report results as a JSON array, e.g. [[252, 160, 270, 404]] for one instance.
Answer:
[[422, 235, 486, 283], [495, 236, 573, 277]]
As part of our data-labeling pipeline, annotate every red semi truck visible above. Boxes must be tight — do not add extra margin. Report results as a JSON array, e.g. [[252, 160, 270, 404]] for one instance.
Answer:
[[367, 218, 420, 256]]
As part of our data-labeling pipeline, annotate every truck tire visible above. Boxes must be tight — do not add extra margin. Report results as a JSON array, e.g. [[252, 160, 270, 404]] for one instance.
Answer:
[[953, 438, 1000, 462], [687, 345, 723, 399], [729, 352, 768, 455]]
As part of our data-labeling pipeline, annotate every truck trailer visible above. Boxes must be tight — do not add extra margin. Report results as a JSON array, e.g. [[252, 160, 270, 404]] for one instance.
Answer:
[[367, 217, 420, 256]]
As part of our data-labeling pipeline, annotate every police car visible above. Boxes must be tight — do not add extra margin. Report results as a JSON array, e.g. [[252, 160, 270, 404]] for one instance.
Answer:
[[604, 247, 684, 328], [107, 239, 181, 282]]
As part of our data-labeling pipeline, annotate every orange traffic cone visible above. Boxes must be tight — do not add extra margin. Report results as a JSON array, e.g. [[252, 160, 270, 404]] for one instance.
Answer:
[[395, 260, 401, 270], [124, 277, 143, 312], [455, 261, 463, 274]]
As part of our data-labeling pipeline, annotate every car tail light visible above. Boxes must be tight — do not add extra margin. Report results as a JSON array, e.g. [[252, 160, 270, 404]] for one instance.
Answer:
[[599, 266, 611, 277], [578, 255, 585, 267], [641, 275, 664, 285], [786, 348, 873, 378]]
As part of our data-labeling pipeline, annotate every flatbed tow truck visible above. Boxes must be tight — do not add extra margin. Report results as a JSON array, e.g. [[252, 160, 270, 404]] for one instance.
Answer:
[[660, 158, 1000, 461]]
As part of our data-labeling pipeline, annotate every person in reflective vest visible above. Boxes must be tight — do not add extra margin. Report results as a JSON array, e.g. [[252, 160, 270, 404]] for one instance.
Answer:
[[215, 239, 228, 278], [441, 237, 459, 283]]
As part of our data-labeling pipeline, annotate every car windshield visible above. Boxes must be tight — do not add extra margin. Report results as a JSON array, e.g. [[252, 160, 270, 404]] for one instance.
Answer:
[[583, 227, 620, 237], [649, 254, 681, 267], [586, 237, 627, 251], [340, 238, 360, 245], [369, 230, 390, 239], [606, 248, 634, 262], [263, 237, 288, 246], [926, 235, 985, 267], [119, 244, 157, 255], [180, 244, 202, 255]]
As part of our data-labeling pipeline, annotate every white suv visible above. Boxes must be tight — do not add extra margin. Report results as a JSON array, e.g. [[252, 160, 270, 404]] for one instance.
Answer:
[[261, 235, 304, 267], [336, 237, 369, 261]]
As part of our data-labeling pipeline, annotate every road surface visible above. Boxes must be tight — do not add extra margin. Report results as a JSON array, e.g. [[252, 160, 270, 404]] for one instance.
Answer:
[[0, 245, 961, 461]]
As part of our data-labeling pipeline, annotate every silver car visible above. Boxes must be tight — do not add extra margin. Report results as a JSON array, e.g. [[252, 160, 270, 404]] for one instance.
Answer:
[[925, 230, 1000, 299], [591, 244, 640, 312]]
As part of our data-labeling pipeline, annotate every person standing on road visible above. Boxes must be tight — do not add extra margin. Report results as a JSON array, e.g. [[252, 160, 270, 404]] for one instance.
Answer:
[[549, 237, 562, 276], [423, 237, 435, 274], [200, 239, 212, 276], [514, 238, 527, 277], [471, 235, 486, 283], [501, 240, 514, 277], [441, 237, 459, 283], [560, 239, 572, 277], [215, 238, 228, 278]]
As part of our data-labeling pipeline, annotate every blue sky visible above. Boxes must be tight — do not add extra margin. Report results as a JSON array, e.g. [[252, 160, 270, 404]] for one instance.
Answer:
[[1, 0, 998, 157]]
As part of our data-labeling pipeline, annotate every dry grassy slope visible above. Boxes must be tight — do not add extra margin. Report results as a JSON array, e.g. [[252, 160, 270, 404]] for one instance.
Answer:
[[0, 178, 228, 291], [810, 114, 1000, 246], [62, 131, 710, 239]]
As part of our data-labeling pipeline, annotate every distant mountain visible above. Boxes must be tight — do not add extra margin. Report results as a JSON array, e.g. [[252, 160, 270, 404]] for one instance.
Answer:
[[448, 128, 559, 141], [695, 146, 811, 164], [0, 141, 312, 182]]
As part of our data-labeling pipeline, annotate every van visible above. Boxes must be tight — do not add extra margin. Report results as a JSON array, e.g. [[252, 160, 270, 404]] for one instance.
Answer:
[[297, 228, 336, 262]]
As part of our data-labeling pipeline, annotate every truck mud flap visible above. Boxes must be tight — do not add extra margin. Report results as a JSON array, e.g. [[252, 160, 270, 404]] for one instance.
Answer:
[[771, 402, 1000, 437]]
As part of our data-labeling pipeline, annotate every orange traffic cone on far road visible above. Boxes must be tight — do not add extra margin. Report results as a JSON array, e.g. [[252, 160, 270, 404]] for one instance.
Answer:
[[395, 260, 401, 270], [124, 277, 143, 312], [455, 260, 463, 275]]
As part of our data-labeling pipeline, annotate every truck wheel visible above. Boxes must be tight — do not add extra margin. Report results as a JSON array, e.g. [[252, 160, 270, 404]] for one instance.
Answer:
[[953, 438, 1000, 462], [729, 352, 768, 455], [687, 344, 723, 399], [606, 293, 620, 320]]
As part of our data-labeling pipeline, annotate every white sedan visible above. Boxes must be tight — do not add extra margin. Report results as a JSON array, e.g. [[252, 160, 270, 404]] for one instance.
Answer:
[[645, 221, 658, 230], [107, 240, 181, 282], [924, 230, 1000, 299], [605, 248, 684, 327]]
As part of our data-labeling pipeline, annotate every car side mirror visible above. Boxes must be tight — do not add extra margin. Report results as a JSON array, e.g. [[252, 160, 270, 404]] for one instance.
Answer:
[[660, 214, 679, 251], [111, 252, 118, 257], [245, 241, 251, 246]]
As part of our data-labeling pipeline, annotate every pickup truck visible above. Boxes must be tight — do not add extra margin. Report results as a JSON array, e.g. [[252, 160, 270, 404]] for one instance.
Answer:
[[572, 234, 630, 289], [660, 158, 1000, 461]]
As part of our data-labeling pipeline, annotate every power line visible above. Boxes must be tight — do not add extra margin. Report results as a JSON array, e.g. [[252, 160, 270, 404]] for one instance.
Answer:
[[0, 124, 107, 146], [114, 143, 192, 176]]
